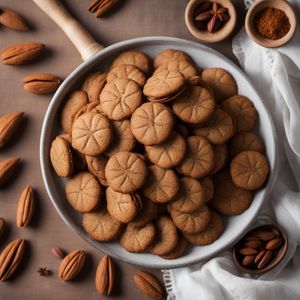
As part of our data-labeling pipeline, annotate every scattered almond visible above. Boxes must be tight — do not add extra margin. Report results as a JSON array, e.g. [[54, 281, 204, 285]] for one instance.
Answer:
[[0, 217, 6, 242], [243, 240, 262, 249], [0, 157, 20, 187], [242, 255, 255, 266], [16, 185, 35, 228], [88, 0, 119, 18], [95, 255, 114, 296], [0, 111, 24, 148], [239, 248, 258, 256], [0, 8, 29, 31], [266, 238, 282, 250], [51, 246, 65, 259], [22, 73, 61, 94]]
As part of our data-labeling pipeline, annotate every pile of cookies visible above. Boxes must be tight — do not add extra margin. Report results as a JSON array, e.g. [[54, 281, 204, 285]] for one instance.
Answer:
[[50, 48, 270, 259]]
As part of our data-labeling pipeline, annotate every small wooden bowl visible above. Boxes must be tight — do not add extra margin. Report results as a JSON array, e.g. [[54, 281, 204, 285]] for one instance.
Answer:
[[233, 224, 288, 274], [185, 0, 237, 43], [245, 0, 297, 48]]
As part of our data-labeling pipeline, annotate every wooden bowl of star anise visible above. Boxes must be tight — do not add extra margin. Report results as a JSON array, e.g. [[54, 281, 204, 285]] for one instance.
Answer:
[[185, 0, 237, 43]]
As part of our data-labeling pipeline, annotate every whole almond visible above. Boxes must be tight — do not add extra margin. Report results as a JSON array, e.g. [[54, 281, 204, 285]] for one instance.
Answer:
[[0, 111, 24, 148], [22, 73, 61, 94], [0, 239, 25, 281], [0, 42, 45, 65], [51, 246, 65, 259], [0, 217, 6, 241], [58, 249, 85, 281], [239, 248, 258, 256], [134, 271, 165, 299], [257, 250, 273, 269], [253, 230, 276, 241], [0, 8, 29, 31], [242, 255, 255, 266], [95, 255, 114, 296], [243, 240, 262, 249], [88, 0, 119, 18], [254, 249, 266, 264], [16, 186, 35, 228], [266, 238, 282, 250], [0, 157, 20, 187]]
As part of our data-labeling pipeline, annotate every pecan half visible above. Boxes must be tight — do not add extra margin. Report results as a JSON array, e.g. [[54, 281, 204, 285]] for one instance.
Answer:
[[88, 0, 119, 18], [0, 157, 21, 187], [95, 255, 115, 296], [0, 8, 29, 31], [22, 73, 61, 94], [16, 186, 35, 228]]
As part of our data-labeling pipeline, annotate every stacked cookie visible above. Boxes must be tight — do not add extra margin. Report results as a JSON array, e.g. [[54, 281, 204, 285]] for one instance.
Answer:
[[50, 49, 270, 259]]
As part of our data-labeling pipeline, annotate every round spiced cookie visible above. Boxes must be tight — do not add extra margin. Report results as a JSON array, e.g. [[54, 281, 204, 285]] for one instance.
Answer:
[[149, 215, 178, 256], [143, 70, 186, 102], [221, 95, 257, 132], [106, 64, 147, 87], [177, 136, 215, 178], [160, 234, 189, 260], [168, 177, 206, 213], [210, 144, 228, 175], [50, 136, 74, 177], [82, 207, 122, 241], [65, 172, 101, 213], [183, 211, 223, 246], [119, 222, 155, 253], [72, 112, 112, 156], [200, 176, 214, 202], [153, 49, 192, 69], [145, 131, 187, 169], [61, 90, 89, 133], [142, 165, 179, 203], [105, 151, 148, 193], [111, 50, 152, 75], [105, 119, 136, 157], [210, 170, 253, 215], [74, 102, 100, 121], [82, 72, 106, 103], [193, 108, 235, 145], [106, 187, 141, 223], [229, 131, 264, 158], [169, 204, 210, 234], [100, 78, 142, 121], [131, 102, 174, 146], [201, 68, 237, 102], [86, 154, 108, 186], [230, 151, 269, 190], [172, 85, 215, 125], [131, 198, 158, 227]]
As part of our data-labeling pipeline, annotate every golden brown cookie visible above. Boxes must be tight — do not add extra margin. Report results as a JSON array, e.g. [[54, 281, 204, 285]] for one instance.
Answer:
[[107, 64, 146, 87], [143, 70, 186, 103], [168, 177, 206, 213], [142, 165, 179, 203], [193, 108, 235, 145], [111, 50, 152, 75], [74, 102, 102, 121], [105, 119, 136, 156], [105, 151, 148, 193], [177, 136, 215, 178], [119, 222, 155, 253], [65, 172, 101, 213], [172, 85, 215, 125], [153, 49, 192, 69], [210, 170, 253, 215], [221, 95, 257, 132], [131, 102, 174, 145], [61, 90, 88, 133], [100, 78, 142, 121], [169, 204, 210, 234], [82, 207, 122, 241], [229, 131, 264, 158], [149, 215, 178, 256], [50, 136, 73, 177], [72, 112, 112, 156], [82, 72, 106, 103], [160, 234, 189, 259], [210, 144, 228, 174], [201, 68, 237, 102], [200, 176, 214, 202], [131, 198, 158, 227], [183, 211, 223, 245], [106, 187, 141, 223], [86, 154, 108, 186], [145, 131, 187, 168], [230, 151, 269, 190]]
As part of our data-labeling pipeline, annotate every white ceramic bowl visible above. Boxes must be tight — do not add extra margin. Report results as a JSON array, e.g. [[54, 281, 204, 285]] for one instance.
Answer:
[[40, 36, 278, 269]]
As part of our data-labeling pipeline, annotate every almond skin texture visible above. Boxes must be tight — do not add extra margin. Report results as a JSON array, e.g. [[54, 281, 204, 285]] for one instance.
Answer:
[[134, 271, 165, 299], [0, 42, 45, 65], [0, 8, 29, 31], [0, 217, 6, 242], [0, 157, 20, 187], [95, 255, 114, 296], [58, 250, 85, 281], [51, 246, 65, 259], [0, 112, 24, 148], [16, 186, 35, 228], [0, 239, 25, 281], [22, 73, 61, 94]]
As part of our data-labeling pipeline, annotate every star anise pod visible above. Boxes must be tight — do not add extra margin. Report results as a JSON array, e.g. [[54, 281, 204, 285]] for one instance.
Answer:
[[37, 267, 51, 277]]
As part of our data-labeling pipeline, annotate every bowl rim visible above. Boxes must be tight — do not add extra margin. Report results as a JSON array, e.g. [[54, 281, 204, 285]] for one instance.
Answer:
[[39, 36, 279, 269]]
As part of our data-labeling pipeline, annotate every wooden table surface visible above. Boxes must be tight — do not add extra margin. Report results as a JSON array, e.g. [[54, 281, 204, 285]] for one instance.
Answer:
[[0, 1, 246, 299]]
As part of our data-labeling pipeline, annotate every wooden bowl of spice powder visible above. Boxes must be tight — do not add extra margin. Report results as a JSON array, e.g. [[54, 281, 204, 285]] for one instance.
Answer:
[[245, 0, 297, 48]]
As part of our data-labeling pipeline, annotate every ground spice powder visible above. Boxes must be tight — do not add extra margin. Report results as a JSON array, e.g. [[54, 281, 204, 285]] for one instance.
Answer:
[[254, 7, 290, 40]]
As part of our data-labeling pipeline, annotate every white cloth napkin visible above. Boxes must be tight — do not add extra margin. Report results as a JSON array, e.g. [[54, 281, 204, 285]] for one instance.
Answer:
[[163, 1, 300, 299]]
